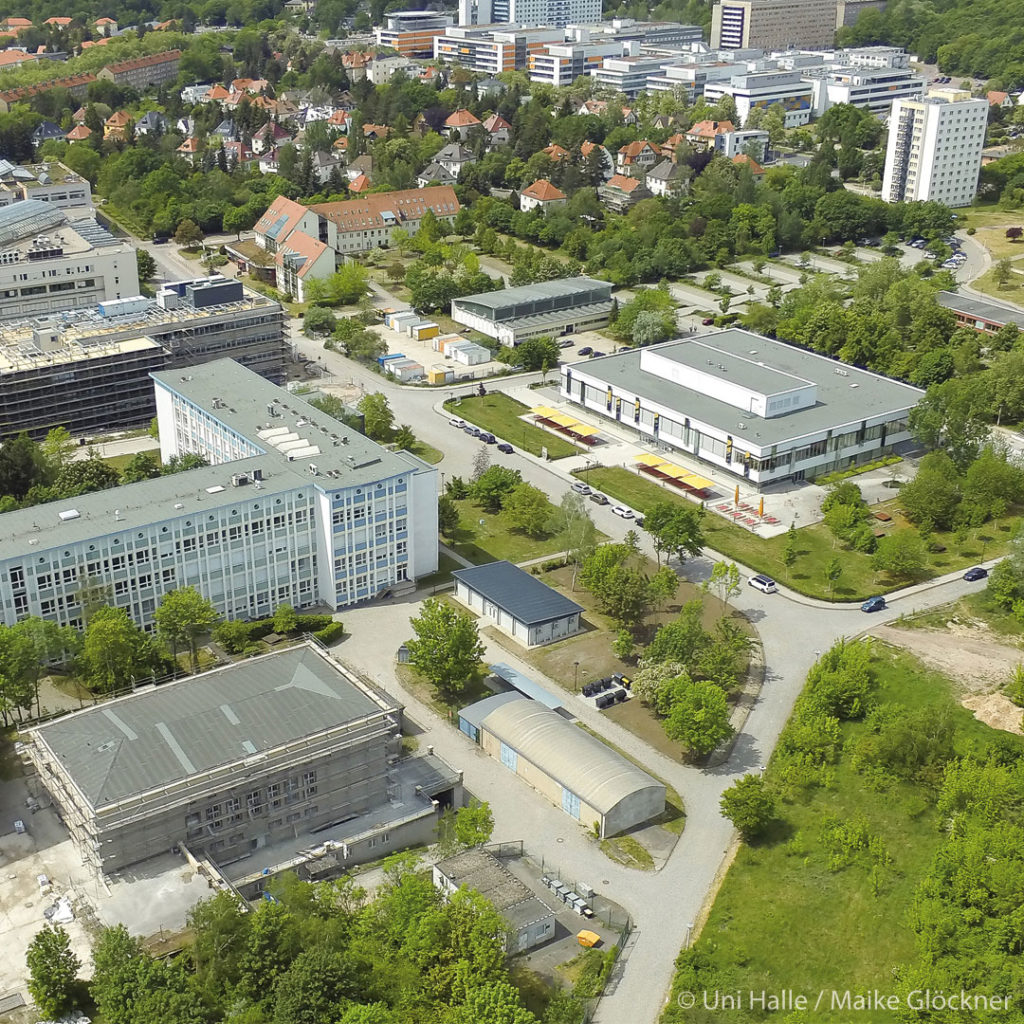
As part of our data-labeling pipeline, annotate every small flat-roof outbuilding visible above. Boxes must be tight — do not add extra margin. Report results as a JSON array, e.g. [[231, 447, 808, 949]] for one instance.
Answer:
[[475, 699, 665, 837], [452, 560, 584, 647], [937, 290, 1024, 333], [450, 276, 613, 345]]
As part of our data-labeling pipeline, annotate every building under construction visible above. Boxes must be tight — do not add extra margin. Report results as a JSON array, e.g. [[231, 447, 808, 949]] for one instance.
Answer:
[[24, 641, 462, 875], [0, 275, 287, 440]]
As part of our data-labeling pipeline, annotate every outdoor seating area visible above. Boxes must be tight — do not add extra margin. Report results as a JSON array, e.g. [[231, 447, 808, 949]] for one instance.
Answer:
[[531, 406, 601, 446], [633, 454, 715, 498]]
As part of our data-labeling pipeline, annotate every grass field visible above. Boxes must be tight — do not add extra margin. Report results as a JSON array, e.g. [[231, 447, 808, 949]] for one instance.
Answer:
[[444, 394, 581, 459], [662, 648, 1023, 1024], [408, 439, 443, 464], [968, 263, 1024, 302], [974, 225, 1024, 261], [579, 465, 1015, 602], [101, 449, 160, 475]]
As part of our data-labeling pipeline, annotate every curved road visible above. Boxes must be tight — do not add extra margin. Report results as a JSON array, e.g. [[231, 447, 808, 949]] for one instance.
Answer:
[[283, 325, 992, 1023]]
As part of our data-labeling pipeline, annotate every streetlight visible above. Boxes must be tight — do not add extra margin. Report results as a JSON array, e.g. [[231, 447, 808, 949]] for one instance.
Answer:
[[574, 660, 580, 692]]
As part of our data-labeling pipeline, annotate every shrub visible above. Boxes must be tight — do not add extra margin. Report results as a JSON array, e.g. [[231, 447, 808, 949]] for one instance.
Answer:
[[314, 621, 345, 644], [296, 613, 333, 632]]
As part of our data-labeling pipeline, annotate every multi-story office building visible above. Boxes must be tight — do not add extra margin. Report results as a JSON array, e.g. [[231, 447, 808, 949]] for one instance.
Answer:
[[590, 54, 675, 96], [704, 70, 813, 127], [528, 39, 624, 87], [806, 65, 925, 115], [646, 57, 749, 100], [374, 11, 453, 57], [434, 25, 563, 73], [0, 200, 138, 320], [0, 359, 438, 631], [458, 0, 600, 27], [882, 89, 988, 208], [25, 640, 463, 875], [710, 0, 837, 50], [0, 161, 92, 215]]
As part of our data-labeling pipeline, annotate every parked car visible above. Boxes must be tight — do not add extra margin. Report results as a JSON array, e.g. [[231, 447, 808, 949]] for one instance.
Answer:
[[589, 492, 609, 505], [496, 442, 514, 454], [571, 481, 592, 495], [633, 514, 645, 528], [449, 417, 466, 429], [861, 596, 887, 613], [701, 317, 715, 325], [963, 566, 988, 581], [558, 339, 574, 348], [590, 351, 606, 358], [577, 346, 593, 356], [748, 574, 778, 594], [611, 505, 634, 519], [463, 424, 481, 437], [479, 432, 496, 444]]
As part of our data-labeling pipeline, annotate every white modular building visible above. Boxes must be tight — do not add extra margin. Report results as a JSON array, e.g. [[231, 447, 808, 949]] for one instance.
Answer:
[[561, 330, 923, 487], [0, 359, 438, 630]]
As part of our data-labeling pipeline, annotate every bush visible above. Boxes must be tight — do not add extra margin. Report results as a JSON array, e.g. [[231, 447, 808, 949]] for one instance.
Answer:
[[296, 613, 333, 632], [967, 226, 976, 235], [314, 621, 345, 644]]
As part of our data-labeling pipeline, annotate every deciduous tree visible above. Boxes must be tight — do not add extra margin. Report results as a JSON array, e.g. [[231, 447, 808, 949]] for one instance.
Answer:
[[407, 598, 485, 697], [664, 678, 733, 757], [26, 925, 80, 1019], [503, 482, 550, 537], [155, 587, 221, 673], [357, 392, 394, 441], [720, 774, 777, 841]]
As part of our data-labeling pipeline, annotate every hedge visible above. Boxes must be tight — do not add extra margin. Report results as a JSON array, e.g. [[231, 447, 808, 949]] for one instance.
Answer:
[[214, 613, 338, 653], [314, 621, 345, 644]]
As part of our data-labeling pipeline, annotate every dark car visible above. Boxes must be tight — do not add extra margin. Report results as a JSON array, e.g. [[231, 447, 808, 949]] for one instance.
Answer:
[[861, 596, 887, 613], [589, 492, 609, 505], [496, 442, 513, 454], [577, 346, 593, 356], [963, 566, 988, 582], [590, 351, 606, 358], [479, 432, 496, 444], [701, 317, 715, 325]]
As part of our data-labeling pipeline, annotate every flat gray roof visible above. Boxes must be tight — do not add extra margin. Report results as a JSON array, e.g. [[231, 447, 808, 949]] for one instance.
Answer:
[[32, 643, 399, 810], [568, 330, 923, 448], [936, 290, 1024, 328], [0, 359, 427, 557], [453, 276, 612, 322], [453, 560, 584, 626]]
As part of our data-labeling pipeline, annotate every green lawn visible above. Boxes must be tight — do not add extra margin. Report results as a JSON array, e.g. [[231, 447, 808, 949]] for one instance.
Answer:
[[408, 439, 443, 464], [449, 497, 602, 564], [444, 394, 581, 459], [662, 649, 1022, 1024], [580, 465, 1016, 602], [416, 551, 463, 591], [102, 449, 160, 475], [969, 263, 1024, 303]]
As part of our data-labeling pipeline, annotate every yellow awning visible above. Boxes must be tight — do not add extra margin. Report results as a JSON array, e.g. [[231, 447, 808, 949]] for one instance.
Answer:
[[531, 405, 560, 419], [635, 453, 668, 468], [570, 424, 599, 437], [683, 474, 714, 490], [662, 465, 694, 481]]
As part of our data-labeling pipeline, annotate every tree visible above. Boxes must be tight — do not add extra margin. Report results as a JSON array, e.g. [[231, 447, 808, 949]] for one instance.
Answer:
[[503, 482, 550, 536], [438, 494, 459, 538], [664, 678, 733, 757], [26, 925, 80, 1019], [155, 587, 221, 673], [579, 542, 660, 629], [1006, 226, 1023, 242], [164, 452, 210, 474], [472, 446, 490, 482], [509, 335, 559, 370], [825, 556, 843, 597], [273, 602, 298, 634], [406, 597, 485, 697], [470, 465, 522, 513], [393, 424, 416, 451], [174, 218, 203, 249], [642, 501, 705, 564], [720, 774, 777, 841], [453, 799, 494, 847], [273, 948, 355, 1024], [136, 248, 156, 282], [995, 257, 1014, 288], [782, 525, 798, 578], [548, 491, 597, 585], [303, 306, 337, 337], [53, 455, 119, 498], [41, 426, 76, 470], [357, 392, 394, 441], [703, 561, 741, 606], [0, 432, 48, 498], [611, 628, 635, 661], [80, 606, 163, 692], [120, 452, 161, 483], [90, 925, 147, 1024], [899, 452, 962, 530], [871, 531, 927, 580]]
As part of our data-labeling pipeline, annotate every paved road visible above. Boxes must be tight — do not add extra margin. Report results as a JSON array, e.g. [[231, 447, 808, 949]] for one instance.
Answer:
[[279, 328, 998, 1021]]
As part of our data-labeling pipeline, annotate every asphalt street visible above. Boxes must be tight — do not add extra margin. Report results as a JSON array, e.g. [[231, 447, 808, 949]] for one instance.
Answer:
[[287, 322, 995, 1023]]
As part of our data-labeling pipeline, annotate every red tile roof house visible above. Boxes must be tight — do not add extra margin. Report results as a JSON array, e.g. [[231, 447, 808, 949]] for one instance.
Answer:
[[519, 178, 566, 212], [444, 108, 480, 140]]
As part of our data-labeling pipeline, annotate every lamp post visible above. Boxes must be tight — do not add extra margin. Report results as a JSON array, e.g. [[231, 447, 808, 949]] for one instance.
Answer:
[[574, 660, 580, 692]]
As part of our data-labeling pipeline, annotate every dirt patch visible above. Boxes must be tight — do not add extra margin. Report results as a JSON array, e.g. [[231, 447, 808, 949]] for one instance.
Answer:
[[874, 623, 1021, 694], [961, 693, 1023, 735]]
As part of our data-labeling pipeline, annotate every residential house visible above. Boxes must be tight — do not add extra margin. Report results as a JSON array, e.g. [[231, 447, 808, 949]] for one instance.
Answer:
[[483, 112, 510, 147], [542, 142, 569, 163], [348, 173, 371, 193], [434, 142, 475, 178], [340, 52, 371, 82], [65, 125, 92, 143], [309, 150, 344, 184], [231, 77, 269, 95], [0, 50, 38, 70], [223, 139, 255, 170], [578, 99, 607, 116], [3, 17, 32, 30], [206, 83, 231, 103], [444, 108, 480, 140], [616, 140, 660, 176], [368, 55, 418, 85], [252, 120, 293, 155], [135, 110, 167, 136], [987, 90, 1014, 109], [176, 116, 194, 136], [645, 158, 687, 197], [417, 162, 457, 188], [274, 229, 335, 302], [176, 137, 201, 164], [94, 17, 118, 34], [71, 106, 87, 124], [362, 123, 389, 141], [31, 120, 65, 148], [520, 179, 566, 212], [345, 154, 374, 184], [258, 146, 282, 175], [599, 173, 651, 212], [103, 110, 131, 140], [327, 109, 350, 132], [580, 140, 614, 179], [685, 119, 735, 150], [212, 118, 238, 142], [477, 77, 505, 98], [43, 17, 72, 26], [731, 153, 765, 177]]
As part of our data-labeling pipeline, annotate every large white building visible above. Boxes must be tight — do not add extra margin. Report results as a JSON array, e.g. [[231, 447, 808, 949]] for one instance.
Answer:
[[703, 70, 814, 127], [561, 330, 923, 487], [0, 360, 438, 630], [0, 200, 137, 320], [458, 0, 600, 28], [806, 65, 925, 116], [882, 89, 988, 208]]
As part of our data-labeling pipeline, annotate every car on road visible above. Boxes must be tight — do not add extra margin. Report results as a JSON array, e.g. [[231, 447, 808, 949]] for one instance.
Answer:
[[589, 492, 609, 505], [577, 346, 593, 356], [611, 505, 634, 519], [963, 566, 988, 581], [463, 424, 481, 437], [748, 574, 778, 594], [479, 432, 496, 444], [449, 417, 466, 429], [496, 442, 514, 454], [571, 481, 592, 495], [861, 596, 887, 613]]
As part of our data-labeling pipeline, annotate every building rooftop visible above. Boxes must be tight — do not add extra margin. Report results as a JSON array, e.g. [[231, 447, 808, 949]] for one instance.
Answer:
[[569, 330, 923, 448], [30, 643, 400, 810], [453, 560, 583, 626], [453, 276, 612, 322], [478, 700, 665, 816], [936, 289, 1024, 329], [435, 847, 553, 930]]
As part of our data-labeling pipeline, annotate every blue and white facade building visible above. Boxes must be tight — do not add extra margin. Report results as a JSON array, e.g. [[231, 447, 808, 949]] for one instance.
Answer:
[[0, 359, 437, 630]]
